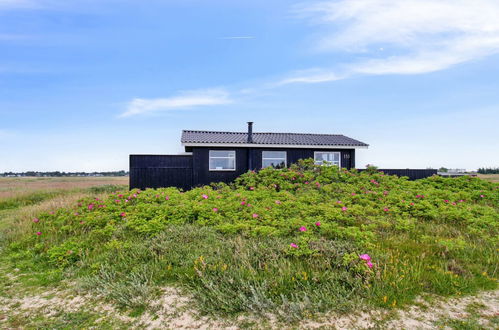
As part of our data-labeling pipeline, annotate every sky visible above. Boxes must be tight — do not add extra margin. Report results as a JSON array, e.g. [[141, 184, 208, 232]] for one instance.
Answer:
[[1, 0, 498, 172]]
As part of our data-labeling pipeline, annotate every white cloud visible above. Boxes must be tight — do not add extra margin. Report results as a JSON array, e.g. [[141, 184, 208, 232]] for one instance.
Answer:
[[120, 88, 232, 117], [284, 0, 499, 83], [276, 69, 344, 85]]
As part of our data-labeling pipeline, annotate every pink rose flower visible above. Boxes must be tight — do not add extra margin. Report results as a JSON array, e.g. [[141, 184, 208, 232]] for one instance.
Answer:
[[202, 194, 208, 199], [383, 208, 389, 212], [33, 218, 39, 223], [367, 261, 373, 268], [36, 232, 42, 236], [88, 204, 94, 210], [212, 208, 218, 212], [252, 213, 259, 218], [241, 201, 246, 206], [315, 221, 321, 227], [120, 212, 126, 217], [275, 200, 282, 205], [165, 196, 170, 201], [341, 206, 348, 211], [359, 254, 371, 261], [290, 243, 298, 248], [299, 226, 307, 232]]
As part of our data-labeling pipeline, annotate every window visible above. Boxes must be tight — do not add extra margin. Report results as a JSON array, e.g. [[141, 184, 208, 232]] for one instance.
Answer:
[[209, 150, 236, 171], [314, 151, 341, 167], [262, 151, 287, 168]]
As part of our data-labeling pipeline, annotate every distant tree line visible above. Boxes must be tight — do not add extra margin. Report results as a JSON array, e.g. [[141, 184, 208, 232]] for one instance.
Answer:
[[477, 167, 499, 174], [0, 170, 128, 177]]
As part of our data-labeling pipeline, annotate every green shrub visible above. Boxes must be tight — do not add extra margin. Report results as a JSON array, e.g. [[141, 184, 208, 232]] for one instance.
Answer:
[[5, 159, 498, 319]]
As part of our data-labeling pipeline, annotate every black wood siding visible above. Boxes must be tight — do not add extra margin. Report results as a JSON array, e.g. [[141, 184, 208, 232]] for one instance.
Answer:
[[130, 155, 193, 190]]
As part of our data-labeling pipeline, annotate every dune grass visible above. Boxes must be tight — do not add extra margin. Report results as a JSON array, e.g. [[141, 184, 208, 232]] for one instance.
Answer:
[[2, 161, 497, 323]]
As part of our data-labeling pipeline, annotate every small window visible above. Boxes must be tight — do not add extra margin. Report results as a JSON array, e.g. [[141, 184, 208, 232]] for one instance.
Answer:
[[314, 151, 341, 167], [262, 151, 287, 168], [209, 150, 236, 171]]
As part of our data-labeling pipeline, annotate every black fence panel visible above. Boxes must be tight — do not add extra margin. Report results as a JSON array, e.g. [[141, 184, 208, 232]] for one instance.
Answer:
[[359, 169, 437, 180], [130, 155, 193, 190]]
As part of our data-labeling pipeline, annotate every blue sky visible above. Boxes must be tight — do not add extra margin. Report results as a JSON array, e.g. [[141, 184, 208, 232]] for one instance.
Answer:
[[1, 0, 498, 171]]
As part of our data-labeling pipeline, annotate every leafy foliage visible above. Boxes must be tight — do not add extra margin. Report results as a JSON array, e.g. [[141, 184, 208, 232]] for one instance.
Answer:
[[5, 159, 498, 319]]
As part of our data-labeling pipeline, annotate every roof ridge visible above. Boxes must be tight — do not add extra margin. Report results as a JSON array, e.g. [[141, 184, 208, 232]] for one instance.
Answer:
[[182, 130, 345, 136]]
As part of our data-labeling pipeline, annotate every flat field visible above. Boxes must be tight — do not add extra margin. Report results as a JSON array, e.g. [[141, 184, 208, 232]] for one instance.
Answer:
[[478, 174, 499, 183]]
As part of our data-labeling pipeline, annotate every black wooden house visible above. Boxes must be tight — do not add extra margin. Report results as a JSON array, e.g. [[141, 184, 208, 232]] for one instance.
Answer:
[[130, 122, 369, 189]]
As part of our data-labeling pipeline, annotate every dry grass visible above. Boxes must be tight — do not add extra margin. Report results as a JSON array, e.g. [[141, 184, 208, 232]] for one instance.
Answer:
[[478, 174, 499, 183], [0, 177, 128, 200]]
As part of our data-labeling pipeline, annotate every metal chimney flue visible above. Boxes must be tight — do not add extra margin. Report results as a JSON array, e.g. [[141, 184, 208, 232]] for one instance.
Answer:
[[247, 122, 253, 143]]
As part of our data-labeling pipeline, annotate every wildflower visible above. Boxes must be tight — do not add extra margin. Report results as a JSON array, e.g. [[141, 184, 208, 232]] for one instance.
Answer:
[[118, 194, 124, 198], [133, 194, 137, 198], [367, 261, 373, 268], [451, 202, 457, 205], [444, 200, 449, 203], [165, 195, 170, 201], [120, 212, 126, 217], [249, 187, 255, 190], [305, 181, 309, 184], [49, 211, 54, 215], [459, 199, 464, 203], [241, 201, 246, 205], [383, 191, 389, 196], [336, 200, 342, 204], [115, 199, 121, 203], [359, 254, 371, 261], [247, 203, 252, 207], [351, 192, 356, 196], [315, 182, 321, 187], [299, 226, 307, 232], [74, 212, 79, 216], [290, 243, 298, 248], [275, 200, 282, 205], [480, 194, 484, 198], [33, 218, 39, 223], [88, 204, 94, 210], [36, 232, 42, 236], [383, 207, 389, 212], [410, 202, 414, 206], [202, 194, 208, 199], [252, 213, 259, 218], [341, 206, 348, 211], [212, 208, 218, 212], [315, 221, 321, 227]]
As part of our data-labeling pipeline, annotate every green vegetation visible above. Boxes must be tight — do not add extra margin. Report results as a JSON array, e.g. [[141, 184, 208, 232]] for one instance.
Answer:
[[2, 160, 498, 322]]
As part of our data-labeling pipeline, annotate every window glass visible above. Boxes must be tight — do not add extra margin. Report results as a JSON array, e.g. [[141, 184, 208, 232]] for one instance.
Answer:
[[262, 151, 286, 168], [314, 152, 341, 166], [209, 150, 236, 170]]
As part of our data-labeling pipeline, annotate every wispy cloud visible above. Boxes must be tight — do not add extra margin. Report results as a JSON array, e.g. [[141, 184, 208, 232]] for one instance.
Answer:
[[275, 69, 344, 86], [120, 88, 232, 117], [220, 36, 255, 40], [282, 0, 499, 84]]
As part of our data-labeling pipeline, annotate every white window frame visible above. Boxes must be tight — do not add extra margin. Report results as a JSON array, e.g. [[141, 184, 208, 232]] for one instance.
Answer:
[[314, 151, 341, 167], [262, 151, 287, 168], [209, 150, 236, 171]]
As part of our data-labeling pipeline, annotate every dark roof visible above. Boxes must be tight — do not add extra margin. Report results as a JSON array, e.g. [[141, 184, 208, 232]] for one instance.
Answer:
[[181, 130, 368, 147]]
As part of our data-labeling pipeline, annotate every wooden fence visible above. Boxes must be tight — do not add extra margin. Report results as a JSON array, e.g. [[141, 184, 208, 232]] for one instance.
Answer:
[[129, 155, 193, 190], [359, 169, 438, 180], [130, 155, 438, 190]]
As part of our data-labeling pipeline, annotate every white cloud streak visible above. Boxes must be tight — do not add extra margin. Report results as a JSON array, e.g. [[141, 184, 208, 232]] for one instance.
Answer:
[[283, 0, 499, 84], [120, 89, 232, 117], [220, 36, 255, 40]]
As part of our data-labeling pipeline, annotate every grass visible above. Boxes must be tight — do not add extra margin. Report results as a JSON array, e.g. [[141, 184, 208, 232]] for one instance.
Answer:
[[478, 174, 499, 183], [0, 168, 497, 327]]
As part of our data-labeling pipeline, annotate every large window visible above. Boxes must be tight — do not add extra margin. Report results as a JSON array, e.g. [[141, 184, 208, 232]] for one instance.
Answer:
[[262, 151, 287, 168], [314, 151, 341, 167], [209, 150, 236, 171]]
